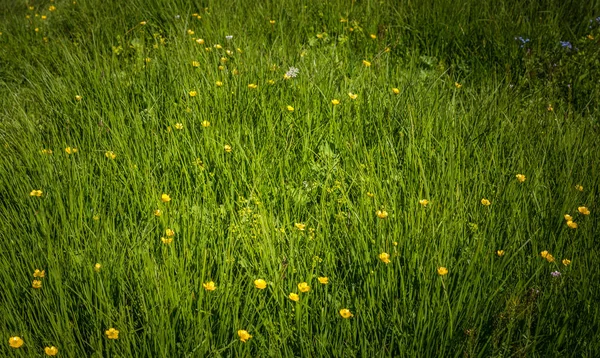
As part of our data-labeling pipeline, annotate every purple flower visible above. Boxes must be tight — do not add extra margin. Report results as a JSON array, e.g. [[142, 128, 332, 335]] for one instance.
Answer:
[[551, 271, 561, 277], [560, 41, 573, 50]]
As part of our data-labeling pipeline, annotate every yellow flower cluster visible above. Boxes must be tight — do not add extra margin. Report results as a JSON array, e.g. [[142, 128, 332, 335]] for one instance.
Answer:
[[540, 250, 571, 267], [32, 268, 46, 289], [563, 206, 590, 229]]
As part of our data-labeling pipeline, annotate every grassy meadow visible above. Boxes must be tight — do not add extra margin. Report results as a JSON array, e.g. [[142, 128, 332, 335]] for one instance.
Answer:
[[1, 0, 600, 356]]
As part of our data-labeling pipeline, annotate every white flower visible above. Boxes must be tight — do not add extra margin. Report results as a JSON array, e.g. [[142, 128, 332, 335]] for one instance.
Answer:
[[226, 35, 233, 40], [285, 66, 299, 78]]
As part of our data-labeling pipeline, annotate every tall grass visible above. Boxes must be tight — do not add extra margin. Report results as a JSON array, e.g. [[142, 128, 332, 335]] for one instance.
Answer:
[[1, 0, 599, 356]]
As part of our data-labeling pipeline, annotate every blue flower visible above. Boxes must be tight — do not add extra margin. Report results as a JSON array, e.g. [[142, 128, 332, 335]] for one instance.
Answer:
[[559, 41, 572, 49], [515, 36, 530, 48]]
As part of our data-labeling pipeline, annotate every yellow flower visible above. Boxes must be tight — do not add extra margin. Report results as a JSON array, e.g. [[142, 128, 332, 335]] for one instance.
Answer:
[[175, 123, 184, 130], [339, 308, 353, 318], [161, 193, 171, 202], [192, 61, 200, 67], [366, 192, 374, 198], [145, 57, 152, 63], [378, 252, 390, 264], [215, 81, 223, 87], [165, 229, 175, 237], [187, 29, 194, 35], [65, 147, 78, 154], [224, 144, 232, 153], [44, 346, 58, 356], [49, 5, 56, 11], [419, 199, 429, 207], [454, 82, 462, 88], [220, 57, 228, 63], [93, 215, 100, 221], [541, 251, 555, 262], [331, 99, 340, 105], [30, 190, 43, 197], [362, 60, 371, 67], [318, 277, 329, 284], [41, 15, 47, 20], [254, 279, 267, 289], [587, 34, 595, 40], [392, 88, 400, 94], [566, 220, 578, 229], [575, 184, 583, 192], [376, 210, 388, 219], [140, 21, 147, 25], [564, 214, 572, 221], [268, 79, 275, 85], [562, 259, 571, 266], [201, 120, 210, 127], [105, 151, 116, 160], [437, 267, 448, 276], [196, 38, 205, 44], [105, 328, 119, 340], [298, 282, 310, 293], [348, 92, 358, 100], [547, 104, 553, 112], [295, 223, 306, 231], [496, 250, 505, 257], [41, 149, 53, 154], [33, 269, 45, 278], [288, 293, 299, 302], [516, 174, 526, 183], [161, 237, 173, 244], [370, 34, 377, 39], [203, 281, 216, 291], [286, 105, 294, 112], [189, 91, 197, 97], [238, 330, 252, 342], [481, 198, 491, 206], [214, 44, 222, 49], [578, 206, 590, 215], [154, 209, 162, 217], [32, 280, 42, 288], [94, 263, 101, 272], [9, 336, 24, 348], [316, 33, 324, 39]]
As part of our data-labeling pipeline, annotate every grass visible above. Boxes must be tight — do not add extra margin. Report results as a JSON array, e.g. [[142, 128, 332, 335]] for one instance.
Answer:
[[1, 0, 599, 356]]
